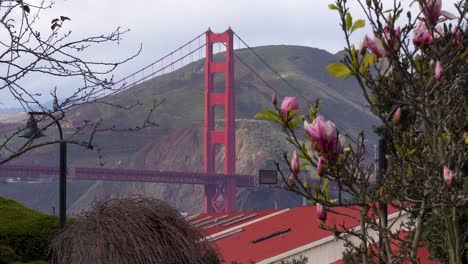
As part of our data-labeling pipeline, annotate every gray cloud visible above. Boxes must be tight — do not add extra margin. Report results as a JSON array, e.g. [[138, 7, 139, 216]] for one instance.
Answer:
[[0, 0, 459, 107]]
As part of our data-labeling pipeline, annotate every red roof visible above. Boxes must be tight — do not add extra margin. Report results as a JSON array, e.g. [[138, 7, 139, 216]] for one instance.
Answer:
[[187, 205, 439, 264]]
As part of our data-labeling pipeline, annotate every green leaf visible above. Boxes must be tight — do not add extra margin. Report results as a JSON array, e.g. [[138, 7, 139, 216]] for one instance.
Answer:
[[313, 184, 321, 199], [350, 19, 365, 33], [287, 109, 299, 120], [350, 45, 358, 70], [254, 109, 281, 124], [359, 53, 377, 74], [369, 95, 377, 106], [460, 47, 468, 60], [326, 62, 352, 77], [393, 142, 403, 156], [407, 148, 416, 156], [407, 164, 414, 176], [345, 13, 353, 32], [328, 4, 338, 10], [289, 114, 304, 130], [308, 107, 318, 121], [323, 179, 330, 200], [299, 142, 312, 160], [413, 60, 423, 74]]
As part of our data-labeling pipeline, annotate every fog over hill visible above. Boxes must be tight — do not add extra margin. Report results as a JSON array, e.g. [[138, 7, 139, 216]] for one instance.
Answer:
[[1, 45, 379, 214]]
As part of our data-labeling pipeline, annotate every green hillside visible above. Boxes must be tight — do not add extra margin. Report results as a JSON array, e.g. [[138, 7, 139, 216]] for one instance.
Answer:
[[68, 45, 378, 141], [0, 197, 58, 263]]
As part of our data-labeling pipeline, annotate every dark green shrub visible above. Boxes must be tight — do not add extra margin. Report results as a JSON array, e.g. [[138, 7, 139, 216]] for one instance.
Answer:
[[0, 245, 18, 264], [0, 197, 59, 262]]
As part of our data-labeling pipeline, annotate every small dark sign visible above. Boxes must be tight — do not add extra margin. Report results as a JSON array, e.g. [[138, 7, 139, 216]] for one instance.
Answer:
[[258, 170, 278, 185]]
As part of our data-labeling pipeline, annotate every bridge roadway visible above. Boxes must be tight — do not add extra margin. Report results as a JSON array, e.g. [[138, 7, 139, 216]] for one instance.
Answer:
[[0, 165, 256, 187]]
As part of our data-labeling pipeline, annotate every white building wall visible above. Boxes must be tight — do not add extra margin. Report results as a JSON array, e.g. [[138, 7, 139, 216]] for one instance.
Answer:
[[258, 212, 408, 264]]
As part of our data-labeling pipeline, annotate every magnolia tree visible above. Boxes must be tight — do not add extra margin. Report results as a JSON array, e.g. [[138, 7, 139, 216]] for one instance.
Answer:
[[0, 0, 160, 164], [257, 0, 467, 263]]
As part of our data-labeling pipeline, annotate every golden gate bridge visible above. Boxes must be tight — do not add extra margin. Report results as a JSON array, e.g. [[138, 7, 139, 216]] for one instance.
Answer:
[[0, 28, 344, 214]]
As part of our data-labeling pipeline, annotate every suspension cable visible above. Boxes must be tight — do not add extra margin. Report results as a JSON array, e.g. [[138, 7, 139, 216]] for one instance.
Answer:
[[233, 33, 358, 141]]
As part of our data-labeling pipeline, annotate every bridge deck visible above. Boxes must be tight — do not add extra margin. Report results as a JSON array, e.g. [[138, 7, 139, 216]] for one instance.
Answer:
[[0, 165, 256, 187]]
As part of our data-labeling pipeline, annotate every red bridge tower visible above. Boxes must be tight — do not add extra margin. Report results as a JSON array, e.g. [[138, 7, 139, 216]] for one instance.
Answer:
[[204, 28, 236, 213]]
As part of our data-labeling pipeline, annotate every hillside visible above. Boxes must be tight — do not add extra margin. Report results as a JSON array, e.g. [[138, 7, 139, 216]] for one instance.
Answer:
[[1, 45, 379, 214], [67, 45, 377, 137], [69, 119, 304, 214], [0, 197, 58, 262]]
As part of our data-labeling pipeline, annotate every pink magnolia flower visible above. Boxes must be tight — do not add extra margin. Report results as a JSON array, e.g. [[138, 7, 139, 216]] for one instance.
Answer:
[[424, 31, 434, 45], [317, 156, 328, 176], [433, 25, 445, 38], [420, 0, 457, 24], [361, 35, 387, 58], [304, 116, 345, 161], [384, 26, 401, 50], [304, 116, 334, 150], [392, 107, 401, 126], [414, 21, 443, 39], [304, 116, 327, 148], [443, 166, 454, 186], [420, 0, 442, 24], [324, 120, 337, 146], [435, 61, 443, 80], [360, 35, 370, 54], [413, 22, 427, 38], [272, 92, 278, 106], [413, 29, 433, 48], [280, 96, 298, 117], [452, 26, 462, 46], [316, 203, 327, 221], [329, 134, 345, 155], [291, 151, 300, 176]]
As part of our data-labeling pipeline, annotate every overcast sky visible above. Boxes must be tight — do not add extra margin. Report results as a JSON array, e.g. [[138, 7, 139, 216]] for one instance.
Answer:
[[0, 0, 459, 108]]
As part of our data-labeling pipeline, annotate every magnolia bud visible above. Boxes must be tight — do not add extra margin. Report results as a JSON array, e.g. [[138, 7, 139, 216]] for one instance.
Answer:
[[316, 203, 327, 221], [280, 96, 298, 117], [317, 156, 327, 176], [291, 151, 300, 176], [272, 92, 278, 106]]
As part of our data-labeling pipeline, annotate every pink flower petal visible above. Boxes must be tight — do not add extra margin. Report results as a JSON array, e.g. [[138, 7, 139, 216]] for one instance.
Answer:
[[291, 151, 300, 175], [435, 61, 443, 80], [443, 166, 454, 186]]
